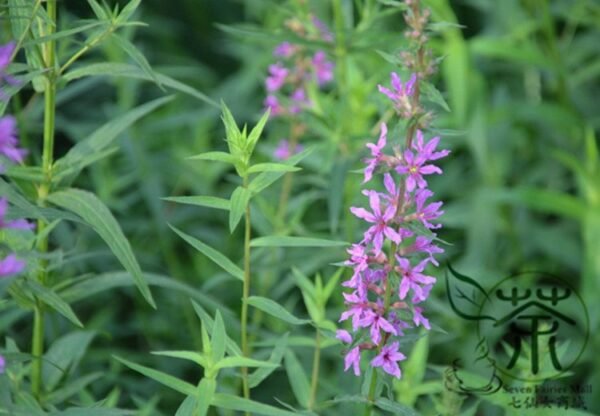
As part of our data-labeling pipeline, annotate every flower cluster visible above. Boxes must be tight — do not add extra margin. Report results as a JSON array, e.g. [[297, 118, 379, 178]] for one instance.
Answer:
[[263, 15, 334, 160], [337, 0, 447, 380]]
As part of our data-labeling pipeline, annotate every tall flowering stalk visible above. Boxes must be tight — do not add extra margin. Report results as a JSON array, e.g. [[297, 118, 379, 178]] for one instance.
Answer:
[[336, 0, 447, 410]]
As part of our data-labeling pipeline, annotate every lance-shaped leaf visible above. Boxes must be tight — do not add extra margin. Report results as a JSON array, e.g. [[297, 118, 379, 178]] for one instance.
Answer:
[[229, 187, 251, 233], [445, 263, 493, 322], [284, 350, 310, 409], [162, 195, 230, 211], [246, 109, 270, 156], [249, 333, 288, 388], [48, 189, 155, 307], [114, 356, 195, 396], [247, 296, 311, 325], [169, 225, 244, 281], [23, 280, 83, 328]]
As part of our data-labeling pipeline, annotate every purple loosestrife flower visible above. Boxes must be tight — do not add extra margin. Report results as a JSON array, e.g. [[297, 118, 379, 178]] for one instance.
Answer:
[[413, 130, 450, 161], [378, 72, 417, 118], [0, 354, 5, 373], [413, 189, 443, 229], [358, 309, 397, 345], [363, 123, 387, 183], [0, 198, 34, 230], [339, 291, 368, 331], [336, 329, 353, 344], [0, 254, 25, 277], [274, 42, 296, 58], [0, 115, 27, 171], [409, 236, 444, 266], [0, 41, 17, 88], [264, 95, 284, 117], [396, 148, 442, 192], [265, 63, 289, 92], [273, 139, 302, 160], [312, 51, 334, 86], [344, 346, 361, 376], [311, 15, 334, 42], [396, 256, 436, 302], [350, 191, 401, 253], [413, 306, 430, 330], [371, 341, 406, 378], [289, 87, 310, 114]]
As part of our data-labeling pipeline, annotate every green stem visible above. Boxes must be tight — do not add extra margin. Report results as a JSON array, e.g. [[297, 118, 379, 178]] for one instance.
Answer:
[[240, 176, 252, 407], [32, 0, 57, 400], [308, 328, 322, 410]]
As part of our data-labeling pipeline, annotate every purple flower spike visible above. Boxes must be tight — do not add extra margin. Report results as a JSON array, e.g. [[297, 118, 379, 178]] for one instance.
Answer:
[[0, 254, 25, 277], [371, 341, 406, 378], [312, 51, 334, 86], [350, 191, 401, 253], [344, 346, 361, 376], [0, 354, 5, 373], [0, 116, 27, 165], [363, 123, 388, 183], [265, 63, 289, 92]]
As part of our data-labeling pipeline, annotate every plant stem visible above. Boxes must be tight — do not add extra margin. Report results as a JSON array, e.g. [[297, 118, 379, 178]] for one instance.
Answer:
[[32, 0, 57, 400], [240, 176, 252, 407], [308, 328, 322, 410]]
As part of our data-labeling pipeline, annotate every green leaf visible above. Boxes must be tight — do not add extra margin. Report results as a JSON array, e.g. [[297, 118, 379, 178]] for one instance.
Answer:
[[211, 394, 297, 416], [247, 296, 311, 325], [229, 187, 250, 233], [250, 236, 348, 248], [191, 301, 242, 356], [64, 63, 218, 107], [196, 378, 216, 416], [151, 351, 207, 368], [54, 96, 173, 180], [110, 33, 162, 88], [42, 331, 96, 391], [48, 189, 155, 307], [246, 109, 270, 156], [249, 147, 314, 195], [162, 196, 230, 211], [187, 151, 238, 164], [211, 311, 226, 363], [221, 103, 244, 161], [284, 350, 310, 409], [421, 81, 451, 112], [169, 225, 244, 281], [374, 398, 420, 415], [24, 280, 83, 328], [116, 0, 141, 22], [87, 0, 109, 20], [175, 396, 198, 416], [247, 163, 301, 174], [45, 372, 103, 405], [114, 356, 196, 396], [249, 333, 288, 388], [214, 357, 278, 370]]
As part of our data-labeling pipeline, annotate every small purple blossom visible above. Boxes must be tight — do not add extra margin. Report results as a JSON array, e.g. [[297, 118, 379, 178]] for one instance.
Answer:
[[363, 123, 388, 183], [409, 236, 444, 266], [312, 51, 334, 86], [371, 341, 406, 378], [265, 63, 289, 92], [344, 346, 361, 376], [396, 148, 442, 192], [273, 42, 296, 58], [413, 306, 430, 330], [0, 354, 5, 373], [0, 41, 18, 89], [413, 189, 443, 229], [358, 309, 397, 345], [412, 130, 450, 161], [289, 87, 310, 114], [396, 257, 436, 302], [350, 190, 401, 253], [0, 116, 27, 168], [378, 72, 417, 117], [339, 291, 367, 331], [0, 198, 34, 230], [0, 254, 25, 277], [273, 139, 302, 160], [311, 15, 334, 42], [336, 329, 353, 344], [264, 95, 284, 117]]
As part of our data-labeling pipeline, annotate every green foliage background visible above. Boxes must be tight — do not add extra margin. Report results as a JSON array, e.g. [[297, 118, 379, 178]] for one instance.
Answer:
[[1, 0, 599, 415]]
